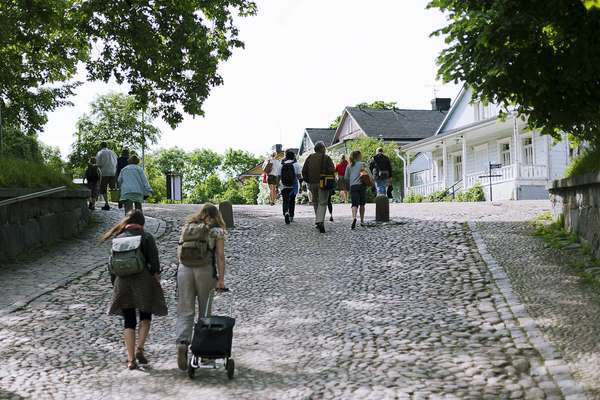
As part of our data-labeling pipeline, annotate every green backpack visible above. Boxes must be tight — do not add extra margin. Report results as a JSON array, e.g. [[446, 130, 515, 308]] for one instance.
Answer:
[[178, 223, 214, 268], [109, 235, 146, 277]]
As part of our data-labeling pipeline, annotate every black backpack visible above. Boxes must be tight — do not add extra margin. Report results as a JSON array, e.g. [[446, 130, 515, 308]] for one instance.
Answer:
[[281, 162, 296, 187], [86, 165, 100, 182]]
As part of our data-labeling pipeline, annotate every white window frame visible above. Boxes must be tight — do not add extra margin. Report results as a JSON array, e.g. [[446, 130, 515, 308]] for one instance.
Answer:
[[450, 151, 462, 183], [497, 138, 512, 166]]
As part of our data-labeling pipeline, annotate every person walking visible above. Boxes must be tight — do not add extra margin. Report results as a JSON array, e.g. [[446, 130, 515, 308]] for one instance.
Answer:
[[83, 157, 102, 210], [369, 147, 393, 196], [102, 210, 167, 370], [279, 149, 302, 224], [335, 155, 349, 203], [96, 142, 118, 211], [345, 150, 373, 230], [116, 148, 130, 184], [301, 141, 335, 233], [176, 204, 228, 370], [262, 152, 281, 206], [117, 155, 153, 215]]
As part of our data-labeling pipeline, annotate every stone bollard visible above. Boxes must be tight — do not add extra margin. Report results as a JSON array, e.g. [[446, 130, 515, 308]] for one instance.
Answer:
[[219, 201, 235, 229], [375, 195, 390, 222]]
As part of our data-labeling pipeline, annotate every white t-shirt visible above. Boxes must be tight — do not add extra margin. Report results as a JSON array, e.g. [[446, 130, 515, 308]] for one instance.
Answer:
[[96, 148, 118, 177], [263, 158, 282, 176]]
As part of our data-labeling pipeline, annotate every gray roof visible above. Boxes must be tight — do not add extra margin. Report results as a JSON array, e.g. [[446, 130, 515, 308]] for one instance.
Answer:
[[346, 107, 446, 142], [305, 128, 337, 146]]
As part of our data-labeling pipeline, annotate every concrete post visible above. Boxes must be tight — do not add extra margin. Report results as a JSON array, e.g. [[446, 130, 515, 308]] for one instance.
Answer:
[[219, 201, 234, 229], [375, 195, 390, 222]]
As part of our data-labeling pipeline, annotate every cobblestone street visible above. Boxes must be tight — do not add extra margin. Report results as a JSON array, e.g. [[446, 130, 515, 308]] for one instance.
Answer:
[[0, 201, 590, 399]]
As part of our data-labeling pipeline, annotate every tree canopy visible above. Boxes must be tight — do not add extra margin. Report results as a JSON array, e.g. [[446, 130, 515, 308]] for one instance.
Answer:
[[428, 0, 600, 144], [68, 93, 160, 168], [221, 149, 261, 177], [330, 101, 397, 129], [0, 0, 257, 133]]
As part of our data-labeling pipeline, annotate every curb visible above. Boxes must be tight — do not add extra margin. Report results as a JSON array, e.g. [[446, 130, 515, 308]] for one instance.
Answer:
[[0, 216, 167, 318], [468, 221, 588, 400]]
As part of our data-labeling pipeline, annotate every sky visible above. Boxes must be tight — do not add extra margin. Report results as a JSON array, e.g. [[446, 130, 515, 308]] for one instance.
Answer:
[[39, 0, 461, 159]]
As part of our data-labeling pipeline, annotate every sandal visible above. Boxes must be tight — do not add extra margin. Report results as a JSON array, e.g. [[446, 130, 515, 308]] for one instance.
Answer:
[[127, 359, 138, 370], [136, 347, 148, 364]]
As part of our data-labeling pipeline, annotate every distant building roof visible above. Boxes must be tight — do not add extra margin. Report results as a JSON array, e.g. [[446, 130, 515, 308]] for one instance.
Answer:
[[305, 128, 337, 146], [344, 107, 446, 142]]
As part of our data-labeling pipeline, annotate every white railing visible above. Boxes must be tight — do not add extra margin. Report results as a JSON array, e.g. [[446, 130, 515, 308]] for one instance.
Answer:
[[520, 164, 548, 179], [409, 181, 444, 196]]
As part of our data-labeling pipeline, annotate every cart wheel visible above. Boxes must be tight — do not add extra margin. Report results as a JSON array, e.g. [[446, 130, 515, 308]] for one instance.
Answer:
[[226, 358, 235, 380], [187, 360, 196, 379]]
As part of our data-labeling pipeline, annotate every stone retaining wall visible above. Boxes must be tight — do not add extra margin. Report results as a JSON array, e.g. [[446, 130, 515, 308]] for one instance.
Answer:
[[548, 172, 600, 257], [0, 188, 91, 262]]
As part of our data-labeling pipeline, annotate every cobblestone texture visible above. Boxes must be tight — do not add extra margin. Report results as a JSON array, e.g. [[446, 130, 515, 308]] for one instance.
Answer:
[[0, 201, 574, 399], [476, 220, 600, 399]]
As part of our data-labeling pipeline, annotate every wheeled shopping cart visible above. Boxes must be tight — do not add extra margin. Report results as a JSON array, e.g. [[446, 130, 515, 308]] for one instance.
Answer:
[[187, 289, 236, 380]]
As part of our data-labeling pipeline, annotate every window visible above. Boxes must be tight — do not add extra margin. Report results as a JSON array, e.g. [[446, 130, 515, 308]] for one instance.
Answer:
[[500, 142, 511, 165], [523, 137, 533, 165], [453, 155, 462, 183]]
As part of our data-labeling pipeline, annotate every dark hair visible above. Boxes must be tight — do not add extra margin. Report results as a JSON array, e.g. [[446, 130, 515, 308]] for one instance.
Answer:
[[121, 148, 130, 157], [285, 149, 296, 160], [100, 210, 145, 241], [314, 141, 326, 153], [100, 141, 108, 148], [129, 155, 140, 165]]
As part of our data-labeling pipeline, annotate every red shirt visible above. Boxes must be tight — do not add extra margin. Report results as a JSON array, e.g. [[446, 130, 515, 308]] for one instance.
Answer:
[[335, 160, 349, 177]]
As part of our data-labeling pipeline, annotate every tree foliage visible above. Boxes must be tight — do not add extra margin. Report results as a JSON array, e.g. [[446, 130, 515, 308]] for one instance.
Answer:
[[185, 149, 223, 194], [0, 0, 257, 132], [68, 93, 160, 168], [428, 0, 600, 144], [221, 148, 261, 178], [330, 101, 397, 129]]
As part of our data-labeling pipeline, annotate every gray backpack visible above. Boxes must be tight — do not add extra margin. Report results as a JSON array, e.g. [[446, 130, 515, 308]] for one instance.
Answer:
[[178, 223, 214, 267], [109, 235, 146, 277]]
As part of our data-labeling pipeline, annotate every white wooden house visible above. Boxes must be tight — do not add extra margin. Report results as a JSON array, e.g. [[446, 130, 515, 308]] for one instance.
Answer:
[[402, 87, 571, 200]]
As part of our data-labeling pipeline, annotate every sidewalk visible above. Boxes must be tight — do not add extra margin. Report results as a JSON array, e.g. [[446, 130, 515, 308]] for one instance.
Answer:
[[0, 208, 165, 315]]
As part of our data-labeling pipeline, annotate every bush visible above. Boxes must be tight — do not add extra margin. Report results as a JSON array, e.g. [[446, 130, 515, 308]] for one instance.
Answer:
[[461, 183, 486, 202], [426, 189, 450, 202], [240, 178, 259, 205], [565, 146, 600, 178], [0, 157, 72, 189], [404, 192, 424, 203]]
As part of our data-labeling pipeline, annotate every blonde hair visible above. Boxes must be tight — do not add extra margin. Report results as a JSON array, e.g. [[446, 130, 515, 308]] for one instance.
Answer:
[[187, 203, 226, 230], [100, 210, 145, 242], [349, 150, 362, 166]]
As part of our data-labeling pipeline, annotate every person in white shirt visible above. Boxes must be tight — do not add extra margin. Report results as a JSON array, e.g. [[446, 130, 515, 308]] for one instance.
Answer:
[[96, 141, 118, 211], [278, 150, 302, 224], [262, 152, 282, 206]]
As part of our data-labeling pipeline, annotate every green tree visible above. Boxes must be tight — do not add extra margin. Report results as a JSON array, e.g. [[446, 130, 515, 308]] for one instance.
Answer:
[[189, 173, 224, 204], [184, 149, 223, 194], [144, 153, 167, 203], [428, 0, 600, 144], [221, 149, 261, 178], [69, 93, 160, 169], [0, 1, 257, 133], [40, 144, 65, 172], [240, 178, 259, 205], [330, 101, 397, 129]]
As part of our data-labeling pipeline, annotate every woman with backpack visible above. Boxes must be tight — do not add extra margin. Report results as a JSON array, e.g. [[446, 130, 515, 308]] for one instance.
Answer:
[[118, 155, 153, 215], [84, 157, 102, 210], [344, 150, 373, 230], [101, 210, 167, 370], [176, 203, 227, 371], [279, 149, 302, 224]]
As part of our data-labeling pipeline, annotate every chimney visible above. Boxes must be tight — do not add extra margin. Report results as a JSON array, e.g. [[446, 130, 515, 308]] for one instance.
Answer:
[[431, 98, 451, 112]]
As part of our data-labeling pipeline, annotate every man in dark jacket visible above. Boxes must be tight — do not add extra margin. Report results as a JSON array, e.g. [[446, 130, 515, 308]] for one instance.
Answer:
[[370, 147, 392, 196], [301, 141, 335, 233], [116, 148, 130, 185]]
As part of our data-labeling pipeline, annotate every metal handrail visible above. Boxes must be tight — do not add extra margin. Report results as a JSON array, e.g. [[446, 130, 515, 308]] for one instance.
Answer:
[[0, 186, 68, 208], [447, 179, 463, 199]]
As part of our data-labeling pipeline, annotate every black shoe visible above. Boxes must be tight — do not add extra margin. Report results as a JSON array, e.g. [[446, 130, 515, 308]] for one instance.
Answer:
[[351, 219, 357, 230], [284, 213, 290, 225], [102, 204, 110, 211], [317, 223, 325, 234], [330, 216, 334, 222]]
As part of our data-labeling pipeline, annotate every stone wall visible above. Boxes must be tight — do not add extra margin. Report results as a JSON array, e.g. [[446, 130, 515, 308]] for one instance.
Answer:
[[0, 188, 91, 262], [548, 172, 600, 257]]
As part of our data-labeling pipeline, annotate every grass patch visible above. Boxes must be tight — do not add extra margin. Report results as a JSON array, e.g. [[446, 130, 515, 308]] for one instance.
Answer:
[[533, 215, 600, 292], [0, 156, 73, 189]]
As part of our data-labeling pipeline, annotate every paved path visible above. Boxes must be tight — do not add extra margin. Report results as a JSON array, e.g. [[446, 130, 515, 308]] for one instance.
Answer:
[[0, 201, 588, 399]]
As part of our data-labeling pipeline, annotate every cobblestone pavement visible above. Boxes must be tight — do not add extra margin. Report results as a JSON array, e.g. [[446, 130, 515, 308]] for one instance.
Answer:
[[476, 220, 600, 399], [0, 201, 572, 399], [0, 208, 163, 313]]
